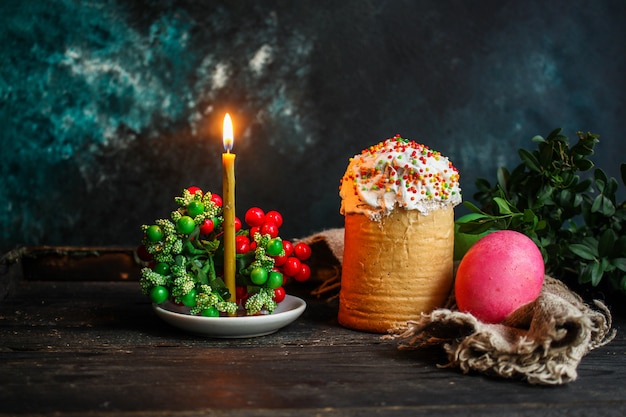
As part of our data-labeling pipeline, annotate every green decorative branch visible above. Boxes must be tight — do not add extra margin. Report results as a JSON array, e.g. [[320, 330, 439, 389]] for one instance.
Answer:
[[458, 128, 626, 296]]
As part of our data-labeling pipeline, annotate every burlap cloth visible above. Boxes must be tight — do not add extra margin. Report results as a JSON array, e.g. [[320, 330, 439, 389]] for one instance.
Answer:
[[301, 228, 616, 385]]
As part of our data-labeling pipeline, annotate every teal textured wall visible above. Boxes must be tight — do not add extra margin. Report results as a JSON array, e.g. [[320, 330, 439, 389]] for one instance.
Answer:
[[1, 0, 624, 251]]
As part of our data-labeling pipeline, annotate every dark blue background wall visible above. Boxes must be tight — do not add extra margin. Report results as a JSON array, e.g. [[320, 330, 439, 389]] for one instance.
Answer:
[[1, 0, 625, 251]]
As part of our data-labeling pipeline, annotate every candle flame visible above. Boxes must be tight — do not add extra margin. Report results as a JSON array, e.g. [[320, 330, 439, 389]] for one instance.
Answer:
[[223, 113, 233, 152]]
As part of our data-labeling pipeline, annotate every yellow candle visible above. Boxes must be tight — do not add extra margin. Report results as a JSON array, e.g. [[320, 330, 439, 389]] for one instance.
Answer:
[[222, 113, 237, 304]]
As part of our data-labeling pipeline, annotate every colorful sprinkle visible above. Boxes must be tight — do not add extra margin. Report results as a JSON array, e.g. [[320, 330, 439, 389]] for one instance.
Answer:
[[341, 134, 461, 213]]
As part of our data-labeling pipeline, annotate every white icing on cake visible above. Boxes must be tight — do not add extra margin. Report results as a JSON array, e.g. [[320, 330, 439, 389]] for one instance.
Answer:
[[340, 134, 461, 221]]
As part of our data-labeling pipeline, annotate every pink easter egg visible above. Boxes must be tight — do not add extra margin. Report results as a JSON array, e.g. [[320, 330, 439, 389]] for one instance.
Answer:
[[455, 230, 545, 323]]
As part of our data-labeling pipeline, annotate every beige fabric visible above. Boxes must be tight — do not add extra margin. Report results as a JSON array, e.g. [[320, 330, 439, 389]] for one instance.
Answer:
[[385, 276, 615, 385], [300, 227, 345, 264], [300, 228, 616, 385]]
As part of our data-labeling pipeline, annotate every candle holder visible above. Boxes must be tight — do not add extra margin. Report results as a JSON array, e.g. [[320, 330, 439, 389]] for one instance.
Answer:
[[138, 187, 311, 336]]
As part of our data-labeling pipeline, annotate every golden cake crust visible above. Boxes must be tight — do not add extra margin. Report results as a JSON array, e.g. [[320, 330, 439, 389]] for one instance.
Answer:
[[338, 206, 455, 333]]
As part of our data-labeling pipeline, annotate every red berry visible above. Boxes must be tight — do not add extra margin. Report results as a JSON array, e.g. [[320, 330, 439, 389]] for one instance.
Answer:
[[294, 242, 312, 260], [265, 210, 283, 228], [234, 217, 242, 232], [282, 240, 294, 257], [249, 226, 260, 238], [293, 263, 311, 282], [210, 194, 223, 207], [236, 286, 248, 301], [187, 186, 203, 196], [273, 287, 286, 303], [273, 254, 287, 267], [282, 257, 301, 277], [260, 221, 279, 238], [245, 207, 265, 227], [137, 245, 153, 262], [200, 218, 214, 235], [235, 235, 250, 254]]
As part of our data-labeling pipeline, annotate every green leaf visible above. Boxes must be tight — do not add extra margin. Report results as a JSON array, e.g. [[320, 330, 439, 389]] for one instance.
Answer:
[[195, 265, 209, 285], [545, 128, 563, 141], [457, 219, 497, 234], [518, 148, 542, 173], [496, 167, 509, 192], [574, 159, 594, 171], [591, 194, 616, 216], [236, 250, 256, 272], [594, 169, 608, 193], [572, 131, 598, 156], [523, 208, 537, 223], [613, 258, 626, 273], [598, 229, 617, 258], [475, 178, 492, 192], [200, 239, 221, 252], [580, 264, 593, 284], [205, 256, 216, 282], [605, 177, 619, 199], [508, 164, 526, 187], [536, 185, 555, 206], [493, 197, 515, 215], [465, 128, 625, 296], [558, 189, 573, 207], [602, 257, 615, 273], [560, 171, 576, 187], [569, 243, 598, 260], [455, 212, 492, 224], [572, 178, 592, 193], [590, 262, 603, 286], [590, 194, 602, 213], [573, 143, 595, 157], [509, 213, 524, 229], [538, 142, 554, 169], [462, 201, 486, 214], [535, 219, 547, 231], [531, 135, 546, 143]]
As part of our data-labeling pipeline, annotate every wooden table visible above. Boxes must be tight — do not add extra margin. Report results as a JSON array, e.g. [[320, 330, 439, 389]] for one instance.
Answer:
[[1, 248, 625, 416]]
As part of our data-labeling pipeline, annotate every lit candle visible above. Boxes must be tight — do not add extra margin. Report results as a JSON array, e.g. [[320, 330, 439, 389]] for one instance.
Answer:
[[222, 113, 237, 305]]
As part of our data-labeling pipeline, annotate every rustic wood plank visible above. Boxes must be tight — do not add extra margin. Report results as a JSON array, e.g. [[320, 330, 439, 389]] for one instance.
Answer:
[[18, 246, 143, 281], [1, 280, 625, 416]]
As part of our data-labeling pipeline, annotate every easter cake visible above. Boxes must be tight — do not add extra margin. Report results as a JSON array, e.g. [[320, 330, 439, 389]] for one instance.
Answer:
[[338, 134, 461, 333]]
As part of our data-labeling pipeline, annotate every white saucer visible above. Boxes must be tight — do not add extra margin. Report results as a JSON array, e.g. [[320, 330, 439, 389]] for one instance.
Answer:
[[152, 295, 306, 338]]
